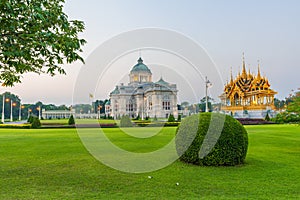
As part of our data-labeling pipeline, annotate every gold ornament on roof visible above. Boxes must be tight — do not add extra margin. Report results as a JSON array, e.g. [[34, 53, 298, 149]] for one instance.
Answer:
[[220, 54, 277, 112]]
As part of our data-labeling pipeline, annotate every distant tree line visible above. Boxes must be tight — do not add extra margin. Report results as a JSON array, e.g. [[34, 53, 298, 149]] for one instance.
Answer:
[[272, 89, 300, 123], [1, 92, 71, 120]]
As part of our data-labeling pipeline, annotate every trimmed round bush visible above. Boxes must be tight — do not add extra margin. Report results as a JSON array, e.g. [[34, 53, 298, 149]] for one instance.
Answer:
[[120, 115, 133, 127], [175, 113, 248, 166]]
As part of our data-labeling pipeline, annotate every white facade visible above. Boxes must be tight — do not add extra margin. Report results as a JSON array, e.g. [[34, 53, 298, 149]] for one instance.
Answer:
[[108, 57, 178, 119], [42, 109, 75, 119]]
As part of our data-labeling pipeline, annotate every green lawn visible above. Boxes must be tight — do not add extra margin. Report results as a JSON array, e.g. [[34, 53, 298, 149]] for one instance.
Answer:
[[0, 125, 299, 199], [41, 118, 117, 125]]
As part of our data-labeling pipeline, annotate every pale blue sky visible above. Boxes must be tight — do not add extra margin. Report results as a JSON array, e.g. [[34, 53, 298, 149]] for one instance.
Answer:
[[5, 0, 300, 105]]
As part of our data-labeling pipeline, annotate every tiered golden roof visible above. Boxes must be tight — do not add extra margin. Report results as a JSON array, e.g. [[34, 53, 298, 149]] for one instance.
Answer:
[[220, 55, 277, 112]]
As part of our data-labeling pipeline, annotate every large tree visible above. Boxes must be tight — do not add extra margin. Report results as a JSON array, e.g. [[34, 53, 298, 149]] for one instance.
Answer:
[[198, 96, 213, 112], [287, 90, 300, 114], [0, 0, 86, 86], [274, 98, 286, 110]]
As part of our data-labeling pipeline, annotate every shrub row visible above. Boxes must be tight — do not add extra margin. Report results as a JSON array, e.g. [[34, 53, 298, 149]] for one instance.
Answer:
[[271, 112, 300, 124], [0, 124, 32, 129], [99, 123, 118, 128], [134, 122, 180, 127], [236, 118, 275, 125]]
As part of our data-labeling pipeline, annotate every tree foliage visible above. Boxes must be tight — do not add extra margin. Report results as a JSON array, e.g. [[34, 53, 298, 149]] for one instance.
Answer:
[[0, 0, 86, 86], [93, 99, 108, 114], [31, 116, 41, 128], [120, 115, 133, 127], [177, 114, 181, 122], [168, 114, 175, 122], [199, 96, 213, 112], [272, 112, 300, 124], [287, 91, 300, 114], [265, 112, 270, 121], [72, 104, 92, 114], [274, 98, 286, 110], [68, 114, 75, 125], [27, 115, 34, 123]]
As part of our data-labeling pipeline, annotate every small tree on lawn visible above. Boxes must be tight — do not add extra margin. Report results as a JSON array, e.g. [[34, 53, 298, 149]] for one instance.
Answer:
[[27, 115, 34, 123], [265, 112, 270, 121], [135, 115, 140, 120], [168, 114, 175, 122], [68, 115, 75, 125], [120, 115, 133, 127], [31, 117, 41, 128], [177, 114, 182, 122]]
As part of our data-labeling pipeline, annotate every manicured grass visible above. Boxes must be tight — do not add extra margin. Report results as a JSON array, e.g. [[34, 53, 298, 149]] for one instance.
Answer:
[[0, 125, 299, 199], [41, 118, 117, 125]]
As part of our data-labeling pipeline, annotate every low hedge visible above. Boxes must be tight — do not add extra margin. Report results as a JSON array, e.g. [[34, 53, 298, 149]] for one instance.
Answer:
[[100, 123, 118, 128], [0, 124, 32, 129], [135, 122, 180, 127], [132, 120, 151, 124], [236, 118, 275, 125]]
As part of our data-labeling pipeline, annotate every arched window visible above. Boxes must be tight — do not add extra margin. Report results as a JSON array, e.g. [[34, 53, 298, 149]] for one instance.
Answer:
[[148, 95, 152, 110], [114, 100, 118, 112], [162, 95, 170, 110], [234, 93, 239, 105], [126, 98, 135, 112]]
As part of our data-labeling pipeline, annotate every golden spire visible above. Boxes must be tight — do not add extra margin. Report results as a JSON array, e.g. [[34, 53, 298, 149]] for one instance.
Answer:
[[257, 60, 261, 80], [265, 76, 270, 86], [242, 52, 247, 78], [230, 67, 234, 85], [248, 68, 252, 78]]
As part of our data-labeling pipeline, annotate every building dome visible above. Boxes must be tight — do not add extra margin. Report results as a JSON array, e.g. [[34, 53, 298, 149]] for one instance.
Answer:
[[130, 57, 152, 74], [129, 57, 152, 84]]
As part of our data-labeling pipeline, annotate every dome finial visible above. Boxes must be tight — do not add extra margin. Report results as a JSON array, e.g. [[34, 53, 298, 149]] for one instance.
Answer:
[[138, 57, 143, 64]]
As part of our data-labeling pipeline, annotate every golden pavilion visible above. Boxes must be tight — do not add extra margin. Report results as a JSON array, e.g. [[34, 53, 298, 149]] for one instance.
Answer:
[[220, 55, 277, 118]]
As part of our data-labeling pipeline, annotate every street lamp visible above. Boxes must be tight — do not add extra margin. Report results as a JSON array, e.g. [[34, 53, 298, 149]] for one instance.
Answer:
[[205, 76, 212, 113], [37, 106, 41, 120], [0, 94, 10, 123], [1, 93, 5, 123], [3, 98, 12, 123], [28, 108, 32, 118], [19, 104, 25, 121], [11, 101, 17, 122], [98, 105, 102, 119]]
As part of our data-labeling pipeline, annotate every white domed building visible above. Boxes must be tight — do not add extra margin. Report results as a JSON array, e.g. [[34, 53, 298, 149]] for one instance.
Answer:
[[107, 57, 178, 119]]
